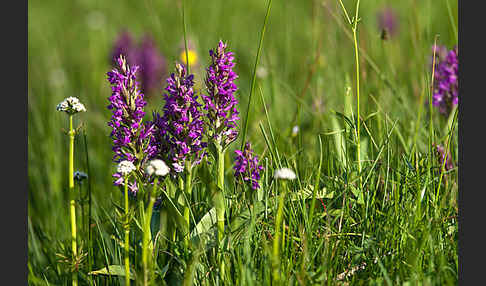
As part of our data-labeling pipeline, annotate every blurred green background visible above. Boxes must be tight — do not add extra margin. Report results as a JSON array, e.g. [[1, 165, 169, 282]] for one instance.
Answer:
[[28, 0, 457, 280]]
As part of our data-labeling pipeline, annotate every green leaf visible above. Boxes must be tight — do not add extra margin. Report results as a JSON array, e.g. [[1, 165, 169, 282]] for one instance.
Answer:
[[151, 209, 161, 241], [349, 185, 365, 205], [230, 202, 266, 243], [190, 207, 217, 239], [288, 185, 329, 201], [88, 265, 135, 280]]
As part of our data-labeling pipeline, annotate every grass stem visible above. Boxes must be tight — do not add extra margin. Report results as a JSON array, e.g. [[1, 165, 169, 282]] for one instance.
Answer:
[[68, 115, 78, 286], [240, 0, 272, 150]]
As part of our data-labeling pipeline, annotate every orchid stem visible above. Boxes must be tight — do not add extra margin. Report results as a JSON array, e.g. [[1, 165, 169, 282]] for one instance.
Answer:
[[214, 142, 226, 278], [184, 164, 192, 248], [124, 176, 130, 286]]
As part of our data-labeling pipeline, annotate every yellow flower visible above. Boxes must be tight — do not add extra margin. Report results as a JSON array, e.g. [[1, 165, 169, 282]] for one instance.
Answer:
[[180, 49, 198, 67]]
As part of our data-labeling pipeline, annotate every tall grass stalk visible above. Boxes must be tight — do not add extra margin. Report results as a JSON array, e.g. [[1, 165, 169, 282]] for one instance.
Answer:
[[308, 135, 323, 228], [429, 36, 439, 200], [352, 0, 362, 188], [68, 115, 78, 286], [182, 0, 190, 75], [240, 0, 272, 150], [82, 130, 93, 285], [337, 0, 362, 188], [435, 107, 457, 201]]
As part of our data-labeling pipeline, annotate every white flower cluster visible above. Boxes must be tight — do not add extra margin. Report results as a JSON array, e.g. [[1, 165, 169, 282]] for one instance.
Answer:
[[274, 167, 296, 180], [56, 97, 87, 114], [117, 160, 136, 176], [145, 159, 170, 177]]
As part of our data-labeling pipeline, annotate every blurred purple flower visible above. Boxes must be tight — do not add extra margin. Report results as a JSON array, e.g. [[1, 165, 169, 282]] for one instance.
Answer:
[[138, 35, 167, 92], [432, 46, 458, 115], [202, 40, 240, 147], [111, 31, 167, 95], [377, 7, 399, 38], [434, 144, 453, 172], [233, 142, 264, 190], [157, 63, 206, 172], [106, 55, 157, 195]]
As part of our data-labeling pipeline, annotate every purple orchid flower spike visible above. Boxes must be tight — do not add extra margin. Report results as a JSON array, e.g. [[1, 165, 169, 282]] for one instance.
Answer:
[[106, 55, 158, 195], [202, 40, 240, 148]]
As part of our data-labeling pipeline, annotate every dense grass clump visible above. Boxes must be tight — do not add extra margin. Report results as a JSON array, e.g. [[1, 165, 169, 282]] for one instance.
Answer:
[[28, 0, 458, 285]]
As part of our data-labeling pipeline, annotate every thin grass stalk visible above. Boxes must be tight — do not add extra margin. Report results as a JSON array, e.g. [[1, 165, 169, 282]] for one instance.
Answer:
[[182, 0, 190, 75], [429, 36, 439, 200], [68, 115, 78, 286], [352, 0, 362, 189], [435, 107, 457, 201], [82, 130, 94, 285], [240, 0, 272, 150], [143, 177, 159, 286], [124, 176, 130, 286], [272, 180, 287, 285], [308, 135, 323, 228]]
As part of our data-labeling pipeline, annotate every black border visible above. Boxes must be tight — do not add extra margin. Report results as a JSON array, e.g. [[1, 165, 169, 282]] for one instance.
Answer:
[[0, 0, 28, 285], [3, 0, 27, 283], [458, 0, 483, 285]]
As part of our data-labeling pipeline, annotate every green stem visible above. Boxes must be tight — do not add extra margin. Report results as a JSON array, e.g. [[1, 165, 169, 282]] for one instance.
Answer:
[[82, 130, 94, 285], [124, 176, 130, 286], [68, 115, 78, 286], [215, 142, 225, 277], [216, 143, 225, 242], [183, 164, 192, 247], [435, 108, 458, 201], [182, 0, 190, 74], [272, 181, 287, 285], [308, 135, 323, 228], [352, 0, 362, 189], [159, 208, 168, 251], [177, 176, 184, 241], [240, 0, 272, 150], [143, 177, 159, 286]]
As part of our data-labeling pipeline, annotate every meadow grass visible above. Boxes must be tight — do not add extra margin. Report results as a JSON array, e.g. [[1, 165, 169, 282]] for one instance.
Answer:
[[28, 0, 458, 285]]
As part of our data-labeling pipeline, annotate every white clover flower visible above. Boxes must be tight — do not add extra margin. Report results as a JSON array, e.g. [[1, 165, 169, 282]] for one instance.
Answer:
[[56, 97, 87, 114], [274, 168, 297, 180], [145, 159, 170, 177], [292, 125, 300, 137], [117, 160, 136, 176]]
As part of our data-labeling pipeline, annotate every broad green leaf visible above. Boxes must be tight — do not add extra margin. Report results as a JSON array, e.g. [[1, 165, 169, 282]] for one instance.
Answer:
[[190, 207, 217, 240]]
